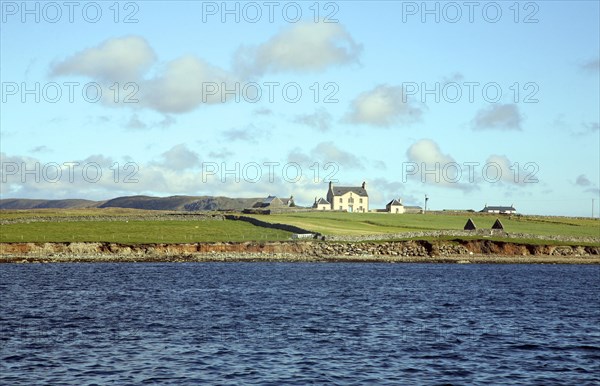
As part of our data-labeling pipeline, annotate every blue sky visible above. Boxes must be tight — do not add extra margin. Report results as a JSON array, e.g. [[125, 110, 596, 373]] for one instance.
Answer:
[[1, 0, 599, 216]]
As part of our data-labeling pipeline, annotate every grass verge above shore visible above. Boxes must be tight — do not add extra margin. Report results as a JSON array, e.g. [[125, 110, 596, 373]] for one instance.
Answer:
[[0, 220, 291, 243], [1, 208, 598, 244], [249, 212, 600, 238]]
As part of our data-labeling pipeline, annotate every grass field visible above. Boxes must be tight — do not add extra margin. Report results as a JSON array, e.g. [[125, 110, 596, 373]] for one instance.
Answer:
[[0, 208, 171, 219], [249, 211, 600, 239], [0, 219, 291, 243], [1, 208, 598, 243]]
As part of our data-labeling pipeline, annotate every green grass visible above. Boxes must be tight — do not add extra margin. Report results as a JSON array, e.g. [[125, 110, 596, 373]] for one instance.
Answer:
[[248, 212, 600, 239], [1, 209, 598, 244], [0, 207, 169, 220], [368, 235, 599, 247], [0, 220, 291, 243]]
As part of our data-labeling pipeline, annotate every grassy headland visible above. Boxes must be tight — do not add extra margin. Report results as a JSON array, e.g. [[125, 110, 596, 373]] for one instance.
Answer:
[[0, 209, 290, 243], [1, 209, 598, 264], [1, 208, 598, 243], [248, 211, 599, 239]]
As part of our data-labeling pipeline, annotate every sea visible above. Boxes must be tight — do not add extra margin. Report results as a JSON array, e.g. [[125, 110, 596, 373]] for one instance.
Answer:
[[1, 262, 599, 385]]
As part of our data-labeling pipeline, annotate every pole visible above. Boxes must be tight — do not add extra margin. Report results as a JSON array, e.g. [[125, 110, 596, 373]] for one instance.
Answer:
[[593, 198, 595, 219]]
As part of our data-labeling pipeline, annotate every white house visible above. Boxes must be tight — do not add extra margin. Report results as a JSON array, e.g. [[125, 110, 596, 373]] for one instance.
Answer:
[[254, 195, 295, 208], [385, 198, 423, 214], [386, 199, 405, 214], [324, 181, 369, 212], [312, 197, 331, 210], [481, 204, 516, 214]]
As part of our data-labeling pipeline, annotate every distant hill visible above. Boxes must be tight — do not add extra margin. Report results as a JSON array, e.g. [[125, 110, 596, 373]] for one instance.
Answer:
[[98, 195, 197, 211], [0, 195, 262, 211], [0, 198, 101, 210]]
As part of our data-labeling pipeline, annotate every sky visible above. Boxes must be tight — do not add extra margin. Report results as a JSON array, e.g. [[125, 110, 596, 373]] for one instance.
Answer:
[[1, 0, 599, 217]]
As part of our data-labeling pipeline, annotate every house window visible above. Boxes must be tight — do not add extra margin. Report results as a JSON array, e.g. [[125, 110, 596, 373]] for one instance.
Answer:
[[339, 198, 342, 203], [359, 198, 363, 203]]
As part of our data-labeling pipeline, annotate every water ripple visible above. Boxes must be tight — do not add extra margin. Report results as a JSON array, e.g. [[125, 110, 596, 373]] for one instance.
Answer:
[[1, 263, 599, 385]]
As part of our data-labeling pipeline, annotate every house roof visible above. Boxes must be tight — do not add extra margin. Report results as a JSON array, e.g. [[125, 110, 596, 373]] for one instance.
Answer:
[[331, 186, 368, 197], [253, 195, 285, 208], [464, 218, 477, 230], [492, 219, 505, 230], [262, 195, 278, 204], [387, 199, 402, 206], [482, 205, 516, 212], [316, 198, 330, 205]]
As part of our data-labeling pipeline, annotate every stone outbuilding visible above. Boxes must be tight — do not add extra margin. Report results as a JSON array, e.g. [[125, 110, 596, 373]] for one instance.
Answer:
[[491, 218, 505, 230], [253, 195, 295, 208], [464, 218, 477, 230]]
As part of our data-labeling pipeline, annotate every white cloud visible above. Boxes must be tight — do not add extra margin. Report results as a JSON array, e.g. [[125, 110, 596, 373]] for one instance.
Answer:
[[581, 57, 600, 73], [125, 114, 147, 130], [573, 174, 600, 196], [406, 139, 454, 165], [583, 121, 600, 133], [312, 142, 363, 169], [254, 107, 273, 116], [50, 36, 238, 114], [51, 36, 156, 82], [141, 55, 238, 113], [157, 115, 176, 129], [222, 125, 268, 143], [0, 151, 263, 200], [575, 174, 592, 187], [367, 177, 414, 206], [208, 148, 234, 159], [289, 141, 363, 170], [293, 108, 332, 132], [155, 144, 200, 170], [287, 148, 313, 165], [235, 22, 361, 76], [30, 145, 51, 154], [440, 72, 465, 84], [485, 154, 537, 185], [405, 139, 475, 191], [344, 85, 423, 127], [124, 114, 176, 130], [472, 104, 523, 131]]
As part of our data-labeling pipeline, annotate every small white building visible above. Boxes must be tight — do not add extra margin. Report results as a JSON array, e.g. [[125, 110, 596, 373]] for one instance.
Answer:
[[253, 195, 295, 208], [385, 198, 423, 214], [481, 204, 516, 214], [386, 199, 405, 214], [312, 197, 331, 211]]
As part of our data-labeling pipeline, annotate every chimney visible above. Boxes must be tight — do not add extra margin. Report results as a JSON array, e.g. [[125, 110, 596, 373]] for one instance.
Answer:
[[329, 181, 333, 189], [361, 181, 366, 189]]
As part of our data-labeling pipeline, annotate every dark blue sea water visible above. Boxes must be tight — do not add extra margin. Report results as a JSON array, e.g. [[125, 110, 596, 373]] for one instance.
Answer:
[[1, 263, 599, 385]]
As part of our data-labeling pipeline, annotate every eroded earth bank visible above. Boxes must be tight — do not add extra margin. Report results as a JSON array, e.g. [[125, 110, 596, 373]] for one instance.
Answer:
[[1, 240, 599, 264]]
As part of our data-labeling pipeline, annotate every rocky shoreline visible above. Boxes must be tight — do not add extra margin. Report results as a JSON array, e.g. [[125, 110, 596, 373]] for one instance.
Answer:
[[1, 240, 599, 264]]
